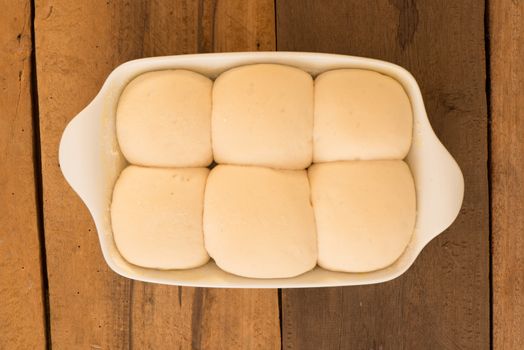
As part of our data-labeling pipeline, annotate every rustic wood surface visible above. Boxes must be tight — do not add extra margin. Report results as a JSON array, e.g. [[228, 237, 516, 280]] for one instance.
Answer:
[[276, 1, 490, 349], [0, 1, 46, 348], [34, 0, 278, 349], [490, 0, 524, 348], [2, 0, 523, 348]]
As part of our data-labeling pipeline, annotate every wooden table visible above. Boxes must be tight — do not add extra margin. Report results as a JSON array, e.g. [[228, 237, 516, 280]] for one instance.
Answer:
[[1, 1, 522, 349]]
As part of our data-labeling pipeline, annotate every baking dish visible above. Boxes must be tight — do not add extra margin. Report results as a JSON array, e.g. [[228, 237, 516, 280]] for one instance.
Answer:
[[59, 52, 464, 288]]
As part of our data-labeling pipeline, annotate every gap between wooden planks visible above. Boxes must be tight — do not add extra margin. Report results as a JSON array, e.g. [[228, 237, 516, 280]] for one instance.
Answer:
[[0, 1, 46, 349], [34, 1, 279, 349], [276, 1, 490, 349]]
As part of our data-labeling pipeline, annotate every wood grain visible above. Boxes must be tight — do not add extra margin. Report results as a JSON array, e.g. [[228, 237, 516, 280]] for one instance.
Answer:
[[35, 3, 141, 347], [490, 0, 524, 348], [130, 2, 279, 349], [0, 1, 47, 348], [213, 0, 275, 52], [130, 287, 280, 349], [277, 1, 490, 349], [35, 0, 278, 348]]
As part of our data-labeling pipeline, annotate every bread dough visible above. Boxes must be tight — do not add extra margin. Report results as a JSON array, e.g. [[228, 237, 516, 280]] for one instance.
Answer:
[[203, 165, 317, 278], [111, 166, 209, 269], [314, 69, 412, 162], [212, 64, 314, 169], [308, 161, 416, 272], [116, 70, 212, 167]]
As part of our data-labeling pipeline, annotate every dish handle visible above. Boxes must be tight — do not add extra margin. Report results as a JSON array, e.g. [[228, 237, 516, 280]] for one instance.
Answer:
[[408, 134, 465, 247], [58, 100, 104, 213]]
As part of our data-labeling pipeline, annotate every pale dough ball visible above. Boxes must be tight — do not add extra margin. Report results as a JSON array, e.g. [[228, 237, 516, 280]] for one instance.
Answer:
[[203, 165, 317, 278], [116, 70, 212, 167], [314, 69, 413, 162], [309, 161, 416, 272], [111, 166, 209, 269], [212, 64, 314, 169]]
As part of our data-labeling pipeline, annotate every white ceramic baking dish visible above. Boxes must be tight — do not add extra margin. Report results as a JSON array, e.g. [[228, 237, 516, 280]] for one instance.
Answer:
[[59, 52, 464, 288]]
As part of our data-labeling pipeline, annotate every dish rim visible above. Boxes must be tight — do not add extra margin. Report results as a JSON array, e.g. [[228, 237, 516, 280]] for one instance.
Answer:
[[58, 51, 464, 288]]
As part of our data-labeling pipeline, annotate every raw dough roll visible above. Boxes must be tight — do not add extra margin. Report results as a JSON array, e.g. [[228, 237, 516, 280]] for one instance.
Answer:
[[314, 69, 412, 162], [116, 70, 213, 167], [111, 166, 210, 269], [203, 165, 317, 278], [308, 160, 416, 272], [212, 64, 314, 169]]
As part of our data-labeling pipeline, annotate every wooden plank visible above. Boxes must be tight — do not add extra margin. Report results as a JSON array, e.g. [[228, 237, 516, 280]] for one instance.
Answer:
[[131, 287, 280, 349], [213, 0, 276, 52], [490, 0, 524, 348], [277, 1, 490, 349], [130, 2, 279, 349], [0, 1, 47, 348], [35, 0, 279, 348], [35, 2, 141, 347]]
